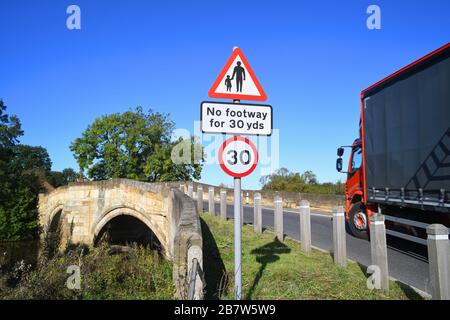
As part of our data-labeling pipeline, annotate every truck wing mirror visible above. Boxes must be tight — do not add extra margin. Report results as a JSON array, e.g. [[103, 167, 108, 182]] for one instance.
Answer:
[[337, 147, 344, 157], [336, 158, 343, 172]]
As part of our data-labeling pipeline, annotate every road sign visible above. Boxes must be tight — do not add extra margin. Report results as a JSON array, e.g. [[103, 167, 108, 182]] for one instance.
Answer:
[[218, 136, 258, 178], [200, 101, 272, 136], [208, 47, 267, 101]]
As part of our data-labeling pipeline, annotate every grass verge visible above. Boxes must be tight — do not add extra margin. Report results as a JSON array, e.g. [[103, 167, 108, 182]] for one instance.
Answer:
[[201, 213, 422, 300]]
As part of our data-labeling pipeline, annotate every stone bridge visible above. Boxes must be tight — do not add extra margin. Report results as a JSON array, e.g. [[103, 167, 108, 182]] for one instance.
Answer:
[[38, 179, 203, 299]]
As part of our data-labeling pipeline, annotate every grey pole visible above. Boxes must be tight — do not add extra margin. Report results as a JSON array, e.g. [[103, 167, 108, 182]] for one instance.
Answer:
[[188, 184, 193, 198], [234, 178, 242, 300], [180, 184, 185, 193], [220, 189, 227, 220], [369, 213, 389, 290], [274, 196, 283, 241], [299, 200, 311, 253], [197, 186, 203, 214], [426, 224, 450, 300], [232, 73, 242, 300], [208, 186, 215, 215], [254, 193, 262, 233], [333, 206, 347, 267]]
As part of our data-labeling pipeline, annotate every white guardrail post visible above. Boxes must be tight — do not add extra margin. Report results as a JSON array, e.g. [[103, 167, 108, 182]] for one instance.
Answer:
[[299, 200, 311, 253], [254, 193, 262, 234], [369, 213, 389, 290], [427, 224, 450, 300], [197, 186, 203, 214], [274, 196, 283, 241], [240, 191, 244, 225], [220, 189, 227, 219], [208, 186, 215, 215], [333, 206, 347, 268]]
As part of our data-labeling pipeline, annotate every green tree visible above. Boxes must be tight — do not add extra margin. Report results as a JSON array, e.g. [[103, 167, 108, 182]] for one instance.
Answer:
[[12, 145, 51, 175], [47, 168, 79, 188], [301, 170, 318, 185], [70, 107, 202, 182], [260, 168, 343, 195], [0, 100, 23, 148], [0, 101, 47, 240], [260, 168, 306, 192]]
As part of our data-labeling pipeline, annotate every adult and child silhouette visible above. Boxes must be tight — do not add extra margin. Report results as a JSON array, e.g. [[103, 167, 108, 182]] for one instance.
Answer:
[[225, 61, 246, 92]]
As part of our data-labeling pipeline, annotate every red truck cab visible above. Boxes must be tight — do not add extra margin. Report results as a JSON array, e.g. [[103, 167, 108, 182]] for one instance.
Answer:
[[337, 139, 374, 239]]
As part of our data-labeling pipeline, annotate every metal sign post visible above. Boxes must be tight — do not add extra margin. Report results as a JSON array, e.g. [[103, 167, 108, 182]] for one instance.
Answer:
[[217, 133, 258, 300], [204, 46, 267, 300], [234, 176, 242, 299], [233, 98, 241, 301]]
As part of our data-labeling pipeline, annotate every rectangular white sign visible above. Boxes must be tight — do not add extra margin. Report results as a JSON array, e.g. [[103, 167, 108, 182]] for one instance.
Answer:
[[200, 101, 272, 136]]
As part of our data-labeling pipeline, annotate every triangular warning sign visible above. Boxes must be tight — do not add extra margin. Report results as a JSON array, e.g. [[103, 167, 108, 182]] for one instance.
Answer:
[[208, 48, 267, 101]]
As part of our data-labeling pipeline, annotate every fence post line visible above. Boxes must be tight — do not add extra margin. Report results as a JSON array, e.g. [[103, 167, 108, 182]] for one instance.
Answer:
[[220, 189, 227, 220], [188, 184, 193, 198], [426, 224, 450, 300], [333, 206, 347, 267], [208, 186, 215, 215], [254, 193, 262, 234], [299, 200, 311, 253], [369, 214, 389, 290], [274, 196, 283, 241], [197, 186, 203, 214]]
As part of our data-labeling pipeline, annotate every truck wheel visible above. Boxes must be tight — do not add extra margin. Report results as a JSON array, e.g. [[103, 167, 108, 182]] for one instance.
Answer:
[[348, 202, 369, 240]]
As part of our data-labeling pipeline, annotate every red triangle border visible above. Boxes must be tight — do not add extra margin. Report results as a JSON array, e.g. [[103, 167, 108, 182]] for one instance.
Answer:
[[208, 48, 268, 101]]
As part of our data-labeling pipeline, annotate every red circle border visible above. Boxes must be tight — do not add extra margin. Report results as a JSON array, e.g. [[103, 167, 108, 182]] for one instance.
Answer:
[[218, 136, 258, 178]]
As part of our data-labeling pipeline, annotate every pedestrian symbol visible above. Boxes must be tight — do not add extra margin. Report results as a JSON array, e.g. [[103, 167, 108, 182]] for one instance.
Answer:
[[208, 47, 267, 101]]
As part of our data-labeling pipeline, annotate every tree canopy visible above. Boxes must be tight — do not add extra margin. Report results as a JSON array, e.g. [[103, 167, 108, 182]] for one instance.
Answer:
[[70, 107, 202, 182], [0, 101, 43, 240], [0, 101, 79, 240], [46, 168, 79, 188], [260, 168, 344, 195]]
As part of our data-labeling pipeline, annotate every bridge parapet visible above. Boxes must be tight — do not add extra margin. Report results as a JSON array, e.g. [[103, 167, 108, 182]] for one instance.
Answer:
[[169, 189, 203, 299], [38, 179, 204, 299]]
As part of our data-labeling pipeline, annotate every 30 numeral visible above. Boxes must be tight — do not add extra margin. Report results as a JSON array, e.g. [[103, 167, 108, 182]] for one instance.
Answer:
[[227, 150, 251, 165]]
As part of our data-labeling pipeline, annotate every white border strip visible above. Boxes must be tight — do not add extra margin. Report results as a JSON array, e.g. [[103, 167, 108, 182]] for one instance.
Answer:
[[428, 234, 449, 240]]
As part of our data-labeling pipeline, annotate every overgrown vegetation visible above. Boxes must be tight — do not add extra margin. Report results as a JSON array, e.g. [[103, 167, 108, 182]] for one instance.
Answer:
[[0, 243, 175, 300], [260, 168, 344, 195], [201, 213, 421, 300]]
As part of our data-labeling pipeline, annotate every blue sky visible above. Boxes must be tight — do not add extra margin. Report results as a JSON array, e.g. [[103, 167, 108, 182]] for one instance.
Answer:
[[1, 0, 449, 190]]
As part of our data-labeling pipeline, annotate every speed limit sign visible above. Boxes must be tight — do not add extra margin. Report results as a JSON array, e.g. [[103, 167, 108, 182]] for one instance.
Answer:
[[218, 136, 258, 178]]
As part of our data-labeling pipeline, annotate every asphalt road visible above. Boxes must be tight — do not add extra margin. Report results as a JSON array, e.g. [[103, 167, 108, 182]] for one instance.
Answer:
[[202, 201, 430, 294]]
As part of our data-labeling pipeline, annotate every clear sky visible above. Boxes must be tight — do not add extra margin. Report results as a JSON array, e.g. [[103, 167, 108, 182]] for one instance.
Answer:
[[1, 0, 449, 190]]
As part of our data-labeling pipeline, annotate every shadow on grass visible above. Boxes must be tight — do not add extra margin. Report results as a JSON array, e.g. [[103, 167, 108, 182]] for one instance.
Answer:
[[356, 262, 424, 300], [246, 238, 291, 300], [200, 218, 228, 300]]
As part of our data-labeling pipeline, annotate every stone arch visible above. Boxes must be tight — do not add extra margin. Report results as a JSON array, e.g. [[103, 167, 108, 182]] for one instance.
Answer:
[[46, 204, 65, 232], [93, 207, 167, 252], [43, 203, 71, 254]]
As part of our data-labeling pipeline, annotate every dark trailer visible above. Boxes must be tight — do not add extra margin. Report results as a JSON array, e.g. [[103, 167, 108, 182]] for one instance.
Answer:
[[361, 44, 450, 213]]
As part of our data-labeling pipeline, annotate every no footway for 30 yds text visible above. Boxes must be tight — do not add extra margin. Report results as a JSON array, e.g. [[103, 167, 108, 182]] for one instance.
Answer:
[[200, 102, 272, 136]]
